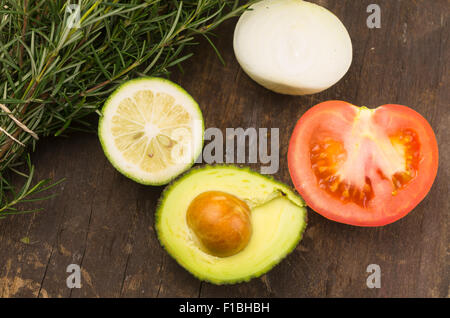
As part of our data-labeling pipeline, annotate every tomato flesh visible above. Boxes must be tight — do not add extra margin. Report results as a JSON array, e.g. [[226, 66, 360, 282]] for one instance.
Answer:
[[288, 101, 438, 227], [389, 129, 420, 193], [310, 138, 374, 208]]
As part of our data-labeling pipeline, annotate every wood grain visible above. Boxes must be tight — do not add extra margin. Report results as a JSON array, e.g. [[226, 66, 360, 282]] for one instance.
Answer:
[[0, 0, 448, 298]]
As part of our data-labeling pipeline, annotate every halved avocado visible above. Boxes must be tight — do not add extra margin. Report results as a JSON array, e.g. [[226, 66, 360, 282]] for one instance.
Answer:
[[155, 165, 307, 285]]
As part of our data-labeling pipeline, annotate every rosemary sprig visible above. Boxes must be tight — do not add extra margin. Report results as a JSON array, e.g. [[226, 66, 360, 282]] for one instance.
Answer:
[[0, 154, 65, 218], [0, 0, 257, 216]]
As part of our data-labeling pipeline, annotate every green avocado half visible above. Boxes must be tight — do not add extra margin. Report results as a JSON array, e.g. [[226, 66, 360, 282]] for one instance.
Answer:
[[155, 165, 308, 284]]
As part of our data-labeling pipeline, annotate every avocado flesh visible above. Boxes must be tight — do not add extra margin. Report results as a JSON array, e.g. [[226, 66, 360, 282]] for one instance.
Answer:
[[156, 165, 307, 284]]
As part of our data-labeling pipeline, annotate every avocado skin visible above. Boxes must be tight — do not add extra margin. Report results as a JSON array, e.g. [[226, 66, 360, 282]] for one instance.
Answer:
[[155, 164, 308, 285]]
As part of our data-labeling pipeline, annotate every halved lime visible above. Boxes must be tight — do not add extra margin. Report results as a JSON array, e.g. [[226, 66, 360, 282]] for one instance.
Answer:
[[98, 77, 204, 185]]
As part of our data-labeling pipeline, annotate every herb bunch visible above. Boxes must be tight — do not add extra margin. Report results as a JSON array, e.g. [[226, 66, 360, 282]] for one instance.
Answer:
[[0, 0, 256, 216]]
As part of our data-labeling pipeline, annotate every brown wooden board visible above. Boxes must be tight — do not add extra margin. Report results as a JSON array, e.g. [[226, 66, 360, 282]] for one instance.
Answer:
[[0, 0, 448, 298]]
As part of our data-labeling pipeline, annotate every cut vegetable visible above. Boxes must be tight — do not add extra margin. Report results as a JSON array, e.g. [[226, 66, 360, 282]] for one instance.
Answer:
[[98, 78, 204, 185], [288, 101, 439, 226], [233, 0, 352, 95], [156, 165, 307, 284]]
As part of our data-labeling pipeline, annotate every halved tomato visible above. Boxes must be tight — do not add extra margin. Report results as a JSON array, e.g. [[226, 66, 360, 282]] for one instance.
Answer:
[[288, 101, 438, 226]]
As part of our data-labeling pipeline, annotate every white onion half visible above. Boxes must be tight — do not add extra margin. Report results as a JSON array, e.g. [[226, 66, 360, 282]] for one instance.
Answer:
[[233, 0, 353, 95]]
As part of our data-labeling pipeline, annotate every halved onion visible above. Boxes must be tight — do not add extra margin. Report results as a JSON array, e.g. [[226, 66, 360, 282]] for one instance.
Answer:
[[233, 0, 353, 95]]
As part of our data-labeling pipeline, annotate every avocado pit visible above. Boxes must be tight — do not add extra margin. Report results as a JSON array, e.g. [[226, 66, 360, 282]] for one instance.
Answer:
[[186, 191, 252, 257]]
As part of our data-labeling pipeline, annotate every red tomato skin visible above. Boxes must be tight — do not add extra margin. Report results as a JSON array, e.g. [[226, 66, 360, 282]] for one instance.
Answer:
[[288, 101, 439, 227]]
